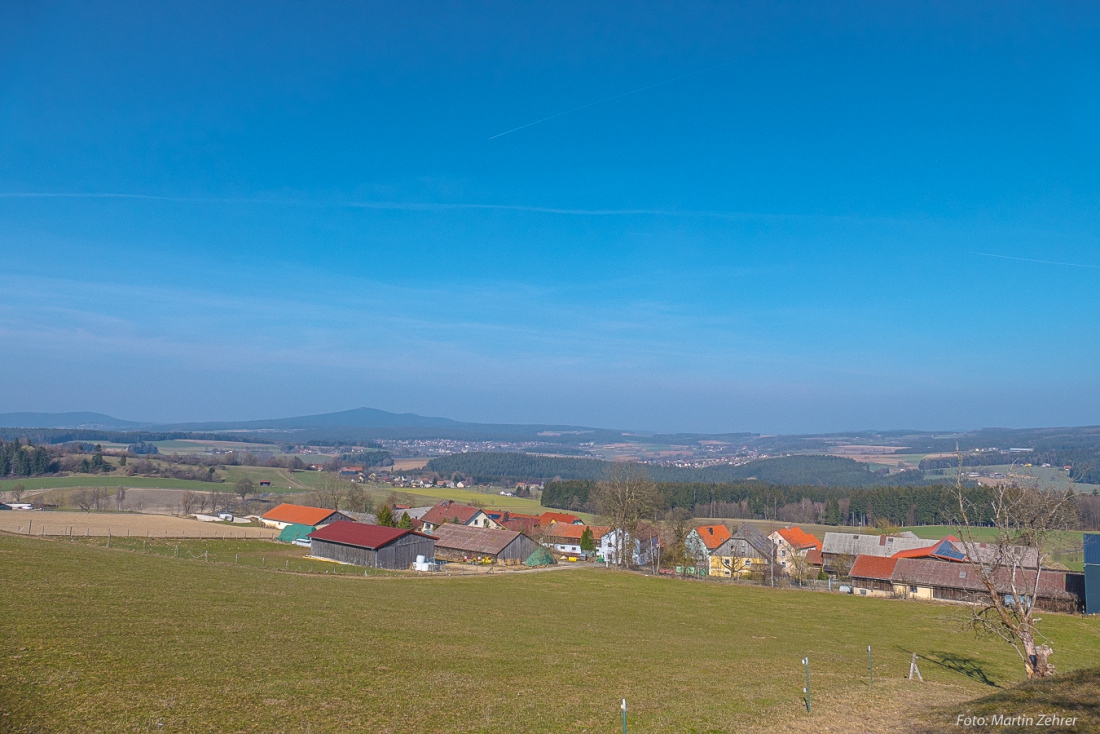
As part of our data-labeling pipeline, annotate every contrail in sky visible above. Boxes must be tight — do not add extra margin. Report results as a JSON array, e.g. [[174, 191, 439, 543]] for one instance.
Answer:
[[970, 251, 1100, 270], [488, 60, 735, 140], [0, 191, 797, 220]]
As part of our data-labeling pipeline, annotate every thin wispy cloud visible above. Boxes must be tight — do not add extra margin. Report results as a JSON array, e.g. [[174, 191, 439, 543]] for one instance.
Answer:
[[970, 251, 1100, 270], [0, 190, 880, 223], [488, 60, 736, 140]]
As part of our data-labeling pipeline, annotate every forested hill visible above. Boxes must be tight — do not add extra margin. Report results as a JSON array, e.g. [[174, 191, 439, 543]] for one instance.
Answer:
[[424, 452, 918, 487]]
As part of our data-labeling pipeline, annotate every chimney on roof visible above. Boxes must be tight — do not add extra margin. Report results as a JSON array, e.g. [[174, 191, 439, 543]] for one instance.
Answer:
[[879, 535, 887, 546]]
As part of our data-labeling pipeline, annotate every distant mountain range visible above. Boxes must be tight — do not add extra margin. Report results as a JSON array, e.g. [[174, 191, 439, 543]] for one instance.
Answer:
[[1, 409, 1098, 454], [0, 412, 146, 430], [0, 407, 612, 442]]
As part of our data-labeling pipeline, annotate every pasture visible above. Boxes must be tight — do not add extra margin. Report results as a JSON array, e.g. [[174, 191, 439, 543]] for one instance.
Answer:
[[2, 534, 1099, 733], [395, 484, 589, 518]]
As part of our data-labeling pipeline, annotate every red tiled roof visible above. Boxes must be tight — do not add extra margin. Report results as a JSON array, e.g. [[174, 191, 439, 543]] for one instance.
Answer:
[[485, 510, 541, 523], [540, 512, 582, 525], [805, 548, 823, 566], [694, 524, 733, 550], [546, 524, 608, 542], [421, 501, 484, 526], [775, 526, 822, 551], [501, 517, 539, 534], [262, 503, 342, 526], [308, 521, 434, 549], [850, 554, 899, 580]]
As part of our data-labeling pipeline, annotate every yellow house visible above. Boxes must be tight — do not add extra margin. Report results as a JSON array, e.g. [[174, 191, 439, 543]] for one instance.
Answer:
[[703, 523, 776, 578]]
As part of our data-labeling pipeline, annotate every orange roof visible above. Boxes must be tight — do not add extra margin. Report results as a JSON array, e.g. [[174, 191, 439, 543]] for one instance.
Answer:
[[891, 543, 943, 559], [775, 526, 822, 551], [262, 503, 341, 526], [546, 524, 608, 541], [850, 554, 898, 580], [694, 524, 733, 550], [421, 501, 483, 526], [540, 512, 582, 525]]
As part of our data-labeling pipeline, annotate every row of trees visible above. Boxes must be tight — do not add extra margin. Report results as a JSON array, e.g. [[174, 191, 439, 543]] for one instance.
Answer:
[[424, 451, 905, 487], [0, 439, 58, 477], [543, 477, 1100, 530]]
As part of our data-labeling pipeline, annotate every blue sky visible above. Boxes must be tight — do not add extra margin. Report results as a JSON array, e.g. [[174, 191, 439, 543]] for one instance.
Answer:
[[1, 2, 1098, 432]]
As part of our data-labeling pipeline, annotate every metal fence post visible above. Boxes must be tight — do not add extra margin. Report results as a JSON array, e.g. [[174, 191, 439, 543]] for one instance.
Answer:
[[803, 657, 811, 713], [868, 645, 873, 686]]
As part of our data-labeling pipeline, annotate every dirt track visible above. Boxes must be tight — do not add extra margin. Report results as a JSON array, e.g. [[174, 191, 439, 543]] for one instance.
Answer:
[[0, 511, 277, 539]]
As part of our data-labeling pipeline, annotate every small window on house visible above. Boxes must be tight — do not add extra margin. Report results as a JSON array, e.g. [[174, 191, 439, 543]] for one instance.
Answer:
[[909, 585, 918, 594], [959, 571, 967, 578]]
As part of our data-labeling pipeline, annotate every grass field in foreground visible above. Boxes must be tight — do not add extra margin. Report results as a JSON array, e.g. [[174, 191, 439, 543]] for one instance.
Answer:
[[917, 665, 1100, 733], [2, 536, 1099, 733]]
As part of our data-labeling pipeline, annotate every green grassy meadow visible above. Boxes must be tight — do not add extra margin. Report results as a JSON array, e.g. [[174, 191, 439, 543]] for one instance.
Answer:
[[3, 535, 1099, 733], [918, 666, 1100, 733], [398, 484, 573, 514]]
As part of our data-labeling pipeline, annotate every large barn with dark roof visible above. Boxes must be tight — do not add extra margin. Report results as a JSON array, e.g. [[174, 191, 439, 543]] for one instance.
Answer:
[[308, 521, 437, 570]]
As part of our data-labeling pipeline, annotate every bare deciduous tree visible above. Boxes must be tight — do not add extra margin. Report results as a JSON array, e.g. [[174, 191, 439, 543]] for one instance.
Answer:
[[179, 490, 198, 516], [953, 463, 1076, 679], [115, 486, 126, 511], [786, 547, 815, 586], [75, 488, 92, 512], [344, 484, 374, 514], [234, 477, 254, 502], [314, 473, 349, 511], [209, 490, 226, 514], [663, 508, 692, 571], [591, 463, 659, 568], [10, 484, 26, 504], [91, 487, 106, 512], [831, 552, 856, 580]]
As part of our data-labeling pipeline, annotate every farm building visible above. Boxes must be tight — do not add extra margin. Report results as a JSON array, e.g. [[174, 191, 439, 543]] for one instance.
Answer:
[[308, 521, 436, 570], [768, 526, 822, 575], [544, 523, 607, 556], [260, 503, 355, 531], [598, 525, 660, 567], [685, 524, 732, 569], [850, 555, 1085, 613], [707, 523, 775, 578], [419, 501, 499, 533], [431, 524, 540, 565], [822, 531, 932, 569], [540, 511, 582, 526]]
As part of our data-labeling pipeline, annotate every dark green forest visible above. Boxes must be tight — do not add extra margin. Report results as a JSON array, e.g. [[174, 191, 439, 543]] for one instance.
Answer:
[[424, 451, 919, 487], [0, 440, 58, 477], [544, 479, 1008, 528]]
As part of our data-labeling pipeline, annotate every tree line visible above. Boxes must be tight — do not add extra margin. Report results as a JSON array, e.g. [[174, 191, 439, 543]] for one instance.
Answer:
[[543, 477, 1100, 530], [0, 439, 57, 477], [423, 451, 923, 487]]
